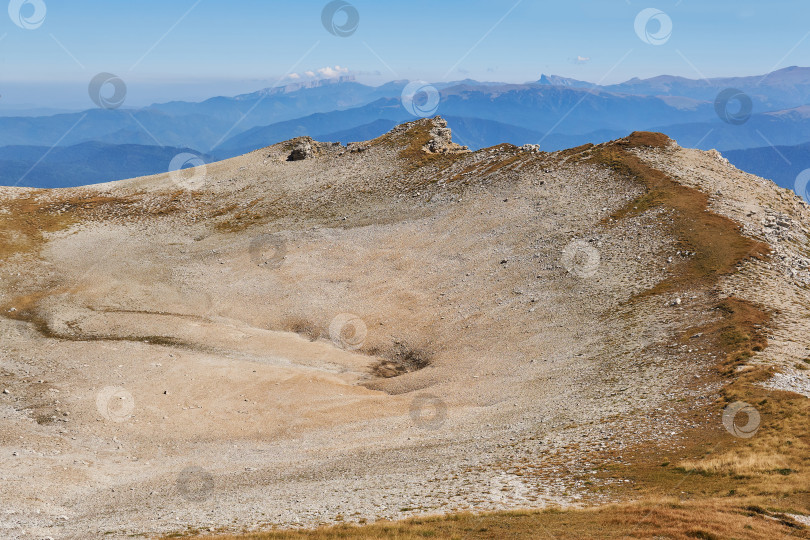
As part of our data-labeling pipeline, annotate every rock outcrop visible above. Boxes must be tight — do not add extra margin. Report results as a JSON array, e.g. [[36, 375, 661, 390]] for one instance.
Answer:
[[422, 117, 469, 154], [287, 139, 314, 161]]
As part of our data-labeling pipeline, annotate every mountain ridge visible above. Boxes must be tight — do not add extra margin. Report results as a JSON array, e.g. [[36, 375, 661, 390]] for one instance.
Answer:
[[2, 67, 810, 191], [2, 118, 809, 538]]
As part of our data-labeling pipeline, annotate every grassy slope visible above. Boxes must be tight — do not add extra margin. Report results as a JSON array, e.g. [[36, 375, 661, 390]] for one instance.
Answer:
[[172, 502, 806, 539]]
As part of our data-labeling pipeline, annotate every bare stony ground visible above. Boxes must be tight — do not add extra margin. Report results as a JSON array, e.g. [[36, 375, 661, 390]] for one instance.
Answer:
[[0, 118, 808, 539]]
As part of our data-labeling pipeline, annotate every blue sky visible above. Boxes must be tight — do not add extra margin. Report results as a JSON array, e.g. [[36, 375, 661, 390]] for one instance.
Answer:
[[1, 0, 808, 108]]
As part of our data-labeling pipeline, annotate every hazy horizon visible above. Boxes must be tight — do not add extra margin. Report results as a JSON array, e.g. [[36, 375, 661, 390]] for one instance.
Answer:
[[2, 0, 808, 109], [3, 64, 807, 112]]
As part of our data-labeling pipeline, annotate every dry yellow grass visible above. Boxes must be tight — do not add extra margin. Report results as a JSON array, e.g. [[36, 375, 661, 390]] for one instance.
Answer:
[[173, 500, 808, 539], [0, 191, 77, 259], [679, 452, 792, 475]]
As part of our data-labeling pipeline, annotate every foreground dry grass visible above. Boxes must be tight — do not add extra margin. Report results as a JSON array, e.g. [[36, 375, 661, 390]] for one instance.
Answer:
[[174, 500, 807, 539]]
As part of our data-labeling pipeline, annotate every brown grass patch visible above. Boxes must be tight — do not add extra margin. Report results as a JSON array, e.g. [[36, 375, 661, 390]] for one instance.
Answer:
[[679, 452, 791, 475], [372, 118, 467, 172], [710, 368, 810, 503], [2, 288, 66, 338], [592, 133, 769, 296], [557, 142, 595, 158], [696, 298, 769, 376], [623, 131, 672, 149], [172, 500, 808, 539], [583, 133, 810, 514], [0, 190, 165, 261], [0, 192, 79, 260]]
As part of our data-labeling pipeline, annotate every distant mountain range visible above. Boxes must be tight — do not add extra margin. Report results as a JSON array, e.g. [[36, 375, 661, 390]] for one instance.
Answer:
[[0, 142, 210, 189], [0, 82, 713, 151], [601, 66, 810, 111], [211, 106, 626, 161], [725, 140, 810, 191], [650, 106, 810, 151], [2, 66, 810, 191]]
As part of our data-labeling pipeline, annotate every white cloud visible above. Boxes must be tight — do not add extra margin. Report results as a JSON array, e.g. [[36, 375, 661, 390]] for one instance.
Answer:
[[575, 56, 591, 64], [316, 65, 350, 78], [289, 66, 352, 82]]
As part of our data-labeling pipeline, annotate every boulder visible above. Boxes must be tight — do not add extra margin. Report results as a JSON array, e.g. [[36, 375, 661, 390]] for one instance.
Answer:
[[288, 140, 313, 161]]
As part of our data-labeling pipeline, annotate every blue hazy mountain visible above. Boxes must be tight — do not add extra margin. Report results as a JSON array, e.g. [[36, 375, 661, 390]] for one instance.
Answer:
[[0, 79, 407, 151], [213, 88, 715, 158], [435, 84, 713, 134], [0, 83, 714, 152], [1, 67, 810, 190], [602, 66, 810, 111], [149, 77, 407, 128], [0, 109, 223, 150], [536, 74, 596, 88], [212, 98, 408, 157], [724, 140, 810, 190], [0, 142, 211, 189], [651, 106, 810, 151], [313, 119, 400, 145], [1, 67, 808, 152]]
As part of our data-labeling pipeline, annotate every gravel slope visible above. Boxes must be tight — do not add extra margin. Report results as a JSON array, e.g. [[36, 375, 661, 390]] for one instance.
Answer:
[[0, 118, 807, 538]]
